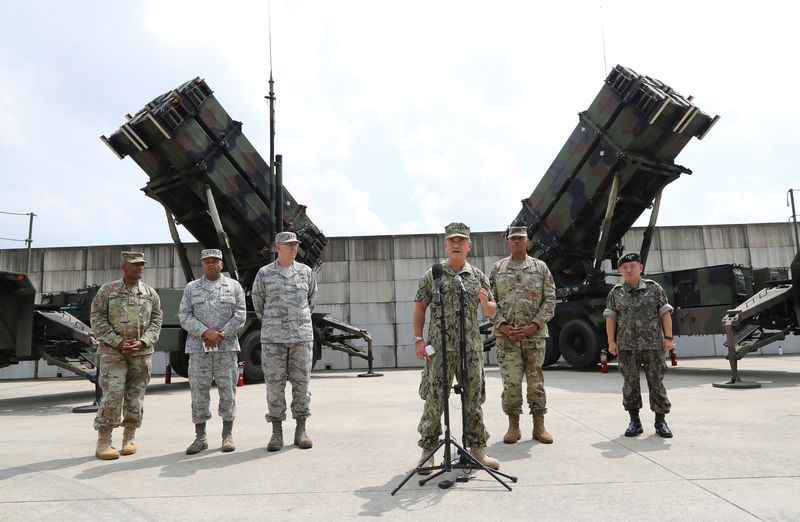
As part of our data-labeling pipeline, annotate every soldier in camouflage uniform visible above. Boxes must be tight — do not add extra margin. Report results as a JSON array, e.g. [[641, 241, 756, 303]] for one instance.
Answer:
[[413, 222, 500, 474], [91, 251, 162, 460], [490, 226, 556, 445], [604, 252, 675, 438], [179, 249, 246, 455], [252, 231, 317, 451]]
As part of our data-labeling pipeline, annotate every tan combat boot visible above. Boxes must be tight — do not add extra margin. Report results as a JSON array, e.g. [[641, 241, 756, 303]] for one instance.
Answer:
[[121, 427, 137, 455], [470, 446, 500, 470], [95, 429, 120, 460], [417, 447, 435, 475], [294, 418, 313, 449], [533, 412, 554, 444], [267, 421, 283, 452], [186, 422, 208, 455], [221, 421, 235, 452], [503, 413, 522, 444]]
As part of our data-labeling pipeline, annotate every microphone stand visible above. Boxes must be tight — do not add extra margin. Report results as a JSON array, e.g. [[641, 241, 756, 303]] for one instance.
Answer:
[[392, 273, 516, 494]]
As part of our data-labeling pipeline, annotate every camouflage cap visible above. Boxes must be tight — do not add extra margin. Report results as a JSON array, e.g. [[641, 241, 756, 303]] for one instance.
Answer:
[[445, 222, 470, 239], [619, 252, 641, 265], [276, 231, 300, 244], [507, 226, 528, 239], [201, 248, 223, 260], [121, 251, 146, 264]]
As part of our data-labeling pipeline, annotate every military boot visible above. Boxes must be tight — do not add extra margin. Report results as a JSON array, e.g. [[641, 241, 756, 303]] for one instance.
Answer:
[[186, 422, 208, 455], [121, 427, 137, 455], [532, 412, 554, 444], [470, 446, 500, 470], [503, 413, 522, 444], [624, 410, 643, 437], [294, 418, 313, 449], [95, 429, 120, 460], [222, 421, 235, 452], [267, 421, 283, 452], [654, 413, 673, 438], [417, 447, 435, 475]]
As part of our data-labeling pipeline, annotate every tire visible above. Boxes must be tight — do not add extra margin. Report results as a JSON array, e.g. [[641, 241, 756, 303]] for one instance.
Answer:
[[239, 330, 264, 383], [169, 350, 190, 378], [543, 327, 561, 366], [558, 319, 600, 368]]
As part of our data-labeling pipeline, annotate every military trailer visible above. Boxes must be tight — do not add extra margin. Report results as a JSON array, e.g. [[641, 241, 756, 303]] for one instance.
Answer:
[[508, 64, 720, 368]]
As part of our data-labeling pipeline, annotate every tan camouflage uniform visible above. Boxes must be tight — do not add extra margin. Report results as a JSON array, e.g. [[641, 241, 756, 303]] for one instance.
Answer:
[[416, 262, 493, 449], [251, 260, 317, 422], [604, 278, 674, 414], [91, 278, 162, 430], [490, 255, 556, 414], [179, 274, 246, 424]]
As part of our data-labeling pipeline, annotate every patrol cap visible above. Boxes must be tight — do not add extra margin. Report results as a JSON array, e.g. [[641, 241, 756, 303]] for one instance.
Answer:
[[121, 251, 146, 264], [276, 231, 300, 244], [445, 222, 470, 239], [201, 248, 223, 260], [507, 226, 528, 239], [619, 252, 641, 265]]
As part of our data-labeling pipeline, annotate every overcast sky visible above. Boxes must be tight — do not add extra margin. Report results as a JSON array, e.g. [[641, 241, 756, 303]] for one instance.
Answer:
[[1, 0, 798, 249]]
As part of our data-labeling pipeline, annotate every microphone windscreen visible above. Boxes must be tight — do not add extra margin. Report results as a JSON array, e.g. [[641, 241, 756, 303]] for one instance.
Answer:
[[432, 263, 443, 279]]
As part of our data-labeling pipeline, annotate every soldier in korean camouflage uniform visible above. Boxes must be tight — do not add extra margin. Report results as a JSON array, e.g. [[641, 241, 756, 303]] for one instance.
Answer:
[[604, 252, 675, 438], [251, 231, 317, 451], [490, 226, 556, 445], [413, 222, 500, 474], [179, 249, 246, 455], [91, 251, 162, 460]]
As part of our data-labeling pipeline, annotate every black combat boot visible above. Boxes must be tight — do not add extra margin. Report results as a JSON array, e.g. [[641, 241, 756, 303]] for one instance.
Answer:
[[624, 410, 643, 437], [654, 413, 673, 438]]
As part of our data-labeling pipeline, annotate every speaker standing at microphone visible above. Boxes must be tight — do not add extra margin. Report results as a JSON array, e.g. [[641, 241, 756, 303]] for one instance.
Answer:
[[411, 222, 501, 473]]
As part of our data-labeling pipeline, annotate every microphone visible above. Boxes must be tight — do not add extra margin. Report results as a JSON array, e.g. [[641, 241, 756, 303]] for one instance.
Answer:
[[432, 263, 443, 304], [454, 275, 466, 292]]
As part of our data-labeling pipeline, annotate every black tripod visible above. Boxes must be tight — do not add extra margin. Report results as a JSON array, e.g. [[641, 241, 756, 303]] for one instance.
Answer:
[[392, 268, 517, 494]]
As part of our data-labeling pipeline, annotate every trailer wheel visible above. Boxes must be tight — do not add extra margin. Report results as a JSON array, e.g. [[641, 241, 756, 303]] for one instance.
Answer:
[[558, 319, 600, 368], [239, 330, 264, 383], [544, 327, 561, 367], [169, 351, 190, 378]]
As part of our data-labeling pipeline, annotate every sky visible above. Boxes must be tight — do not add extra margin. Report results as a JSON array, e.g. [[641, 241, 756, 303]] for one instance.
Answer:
[[1, 0, 799, 249]]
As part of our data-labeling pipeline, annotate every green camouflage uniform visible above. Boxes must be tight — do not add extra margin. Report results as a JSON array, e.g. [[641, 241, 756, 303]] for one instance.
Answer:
[[91, 279, 162, 430], [604, 278, 673, 414], [416, 262, 493, 449], [178, 274, 246, 424], [490, 255, 556, 415], [251, 260, 317, 422]]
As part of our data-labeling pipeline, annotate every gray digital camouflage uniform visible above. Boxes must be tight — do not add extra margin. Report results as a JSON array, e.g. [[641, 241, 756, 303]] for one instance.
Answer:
[[604, 278, 674, 413], [91, 279, 162, 430], [251, 260, 317, 422], [490, 255, 556, 414], [416, 262, 493, 449], [178, 274, 246, 424]]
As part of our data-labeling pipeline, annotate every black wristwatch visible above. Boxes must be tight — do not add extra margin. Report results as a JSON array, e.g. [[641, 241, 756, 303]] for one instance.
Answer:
[[664, 336, 673, 340]]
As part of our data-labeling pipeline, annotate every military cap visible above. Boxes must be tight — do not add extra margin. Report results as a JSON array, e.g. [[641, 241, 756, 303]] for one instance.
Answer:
[[276, 231, 300, 244], [121, 251, 146, 264], [619, 252, 641, 265], [445, 222, 470, 239], [201, 248, 223, 260], [507, 226, 528, 239]]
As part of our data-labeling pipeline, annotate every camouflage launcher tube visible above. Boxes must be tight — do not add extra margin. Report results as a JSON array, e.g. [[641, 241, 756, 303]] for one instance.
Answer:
[[101, 78, 327, 275], [514, 65, 719, 284]]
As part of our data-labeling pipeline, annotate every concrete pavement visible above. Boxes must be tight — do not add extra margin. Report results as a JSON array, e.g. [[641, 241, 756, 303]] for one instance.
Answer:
[[2, 355, 800, 520]]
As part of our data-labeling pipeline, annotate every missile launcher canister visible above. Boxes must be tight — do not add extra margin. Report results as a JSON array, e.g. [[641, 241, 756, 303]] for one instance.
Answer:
[[514, 64, 719, 286], [101, 77, 327, 274]]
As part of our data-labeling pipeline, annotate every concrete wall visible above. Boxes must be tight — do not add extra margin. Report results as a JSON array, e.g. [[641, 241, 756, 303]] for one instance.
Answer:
[[2, 222, 799, 378]]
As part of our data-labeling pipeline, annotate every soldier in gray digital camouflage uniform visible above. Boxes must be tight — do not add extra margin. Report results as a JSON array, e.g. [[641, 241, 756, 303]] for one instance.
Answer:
[[179, 249, 246, 454], [604, 252, 675, 438], [490, 226, 556, 445], [91, 251, 162, 460], [251, 231, 317, 451], [413, 222, 500, 474]]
